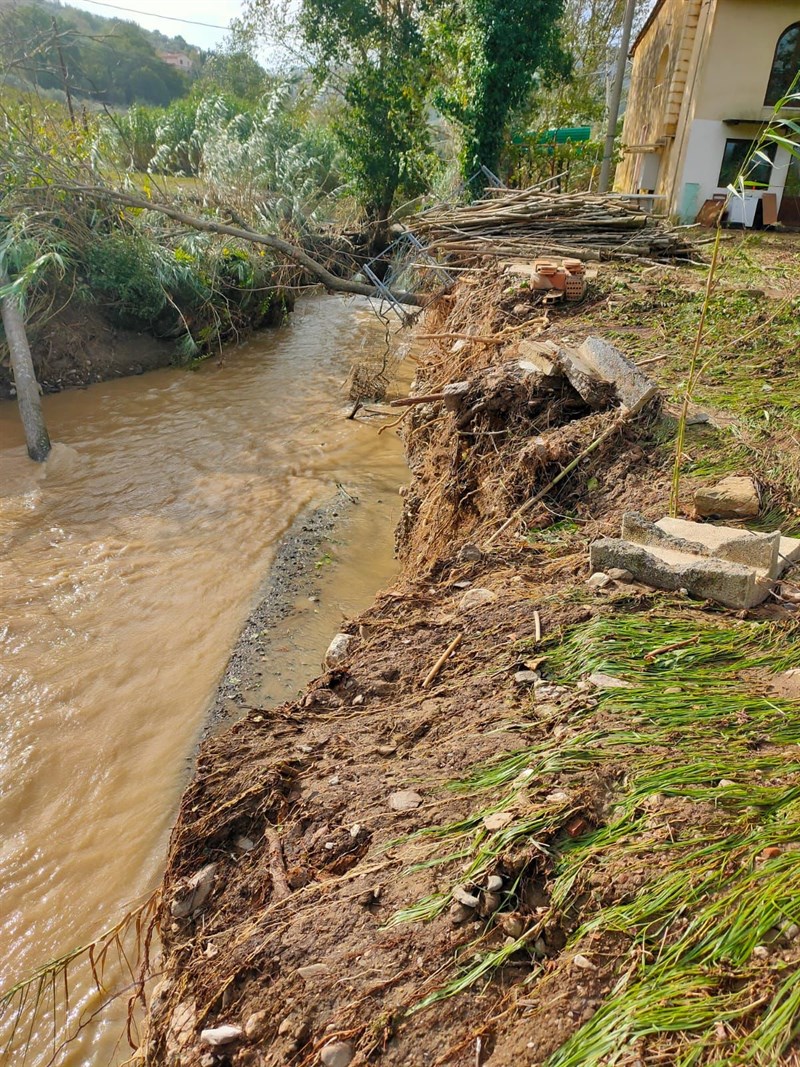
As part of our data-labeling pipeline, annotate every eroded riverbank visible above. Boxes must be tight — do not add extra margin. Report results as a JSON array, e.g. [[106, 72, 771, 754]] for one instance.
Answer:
[[0, 294, 411, 1066], [142, 249, 800, 1067]]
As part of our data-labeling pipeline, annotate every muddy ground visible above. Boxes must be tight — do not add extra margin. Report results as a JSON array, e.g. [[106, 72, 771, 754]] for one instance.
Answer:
[[142, 234, 800, 1067]]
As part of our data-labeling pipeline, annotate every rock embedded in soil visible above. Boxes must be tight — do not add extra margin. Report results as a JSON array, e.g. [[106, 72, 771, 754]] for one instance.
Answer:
[[325, 633, 353, 667], [694, 476, 759, 519], [458, 587, 497, 611], [170, 862, 217, 919], [200, 1024, 243, 1046], [483, 811, 514, 830], [514, 670, 541, 685], [320, 1039, 355, 1067], [388, 789, 423, 811], [453, 885, 480, 908], [244, 1011, 269, 1040], [588, 672, 635, 690], [586, 572, 612, 590]]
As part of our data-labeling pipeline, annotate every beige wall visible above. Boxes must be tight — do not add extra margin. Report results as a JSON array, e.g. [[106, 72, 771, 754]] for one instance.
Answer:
[[615, 0, 708, 202], [617, 0, 798, 218], [696, 0, 800, 120]]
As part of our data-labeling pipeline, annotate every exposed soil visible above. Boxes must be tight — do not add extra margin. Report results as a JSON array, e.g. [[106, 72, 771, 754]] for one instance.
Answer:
[[142, 239, 800, 1067], [0, 302, 178, 398]]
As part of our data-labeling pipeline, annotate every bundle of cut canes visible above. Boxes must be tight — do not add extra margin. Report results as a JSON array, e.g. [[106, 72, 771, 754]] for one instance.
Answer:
[[411, 188, 696, 263]]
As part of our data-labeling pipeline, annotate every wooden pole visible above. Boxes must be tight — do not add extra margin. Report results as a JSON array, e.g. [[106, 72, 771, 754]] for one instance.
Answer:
[[1, 276, 51, 462]]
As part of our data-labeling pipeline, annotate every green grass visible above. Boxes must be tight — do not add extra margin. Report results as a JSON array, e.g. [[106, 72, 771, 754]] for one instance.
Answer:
[[389, 612, 800, 1063]]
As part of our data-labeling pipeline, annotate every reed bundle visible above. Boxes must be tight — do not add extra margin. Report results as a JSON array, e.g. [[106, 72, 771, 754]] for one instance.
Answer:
[[413, 189, 696, 262]]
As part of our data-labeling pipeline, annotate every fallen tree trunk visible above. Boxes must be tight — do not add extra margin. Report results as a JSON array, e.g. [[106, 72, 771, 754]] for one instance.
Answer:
[[59, 184, 427, 308], [0, 275, 51, 462]]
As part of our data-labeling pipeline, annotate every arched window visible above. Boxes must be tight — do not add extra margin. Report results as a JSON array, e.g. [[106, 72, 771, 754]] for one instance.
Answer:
[[765, 22, 800, 106]]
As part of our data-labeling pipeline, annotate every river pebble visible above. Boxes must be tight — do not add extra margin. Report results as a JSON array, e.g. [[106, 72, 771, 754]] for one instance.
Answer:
[[200, 1024, 243, 1046], [325, 633, 353, 667], [320, 1039, 355, 1067], [389, 789, 423, 811]]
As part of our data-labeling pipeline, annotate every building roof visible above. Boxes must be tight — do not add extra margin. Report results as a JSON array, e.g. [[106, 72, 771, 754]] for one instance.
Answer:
[[630, 0, 667, 56]]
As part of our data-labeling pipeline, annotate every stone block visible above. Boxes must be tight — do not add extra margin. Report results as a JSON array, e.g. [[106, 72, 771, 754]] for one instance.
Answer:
[[591, 512, 799, 609], [694, 476, 759, 519]]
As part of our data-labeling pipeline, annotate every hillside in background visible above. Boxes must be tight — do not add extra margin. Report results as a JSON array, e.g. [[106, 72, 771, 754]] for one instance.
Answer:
[[0, 0, 201, 106]]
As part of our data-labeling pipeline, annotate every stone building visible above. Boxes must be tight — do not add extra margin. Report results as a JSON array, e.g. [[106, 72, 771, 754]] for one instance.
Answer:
[[615, 0, 800, 224]]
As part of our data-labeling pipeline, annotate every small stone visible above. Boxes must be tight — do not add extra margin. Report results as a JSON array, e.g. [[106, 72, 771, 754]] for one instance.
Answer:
[[685, 412, 711, 426], [546, 790, 570, 804], [514, 670, 541, 685], [663, 686, 682, 694], [297, 963, 329, 979], [606, 567, 633, 582], [533, 937, 548, 957], [352, 694, 365, 706], [453, 885, 480, 908], [784, 923, 800, 940], [760, 846, 782, 859], [458, 587, 497, 612], [718, 779, 736, 789], [320, 1039, 355, 1067], [483, 812, 514, 831], [588, 672, 635, 690], [349, 823, 362, 838], [486, 875, 504, 891], [325, 633, 353, 667], [170, 863, 217, 919], [459, 542, 483, 562], [376, 744, 396, 756], [234, 836, 255, 852], [389, 789, 423, 811], [449, 902, 473, 924], [480, 891, 503, 915], [566, 816, 589, 838], [244, 1011, 269, 1040], [200, 1025, 243, 1047], [752, 945, 770, 959], [586, 571, 612, 589], [572, 954, 595, 970], [499, 913, 525, 938]]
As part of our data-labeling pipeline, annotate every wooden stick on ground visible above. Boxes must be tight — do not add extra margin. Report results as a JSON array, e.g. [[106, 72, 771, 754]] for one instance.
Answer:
[[265, 826, 291, 901], [421, 633, 464, 689], [485, 410, 630, 547], [390, 392, 449, 407]]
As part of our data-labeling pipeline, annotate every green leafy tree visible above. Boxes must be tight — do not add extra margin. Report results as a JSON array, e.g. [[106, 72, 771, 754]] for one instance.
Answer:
[[242, 0, 438, 228], [429, 0, 568, 180]]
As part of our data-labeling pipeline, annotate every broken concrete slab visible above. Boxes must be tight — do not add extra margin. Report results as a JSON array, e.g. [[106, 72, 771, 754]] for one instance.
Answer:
[[694, 476, 759, 519], [590, 512, 798, 609], [590, 537, 763, 609], [577, 336, 660, 415], [656, 517, 781, 575], [516, 336, 658, 414]]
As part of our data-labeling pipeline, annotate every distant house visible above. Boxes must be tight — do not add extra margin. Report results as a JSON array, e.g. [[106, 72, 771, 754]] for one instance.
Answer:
[[159, 51, 193, 72], [615, 0, 800, 225]]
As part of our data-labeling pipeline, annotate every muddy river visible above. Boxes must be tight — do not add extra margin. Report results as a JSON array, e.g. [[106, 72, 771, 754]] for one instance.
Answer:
[[0, 296, 410, 1065]]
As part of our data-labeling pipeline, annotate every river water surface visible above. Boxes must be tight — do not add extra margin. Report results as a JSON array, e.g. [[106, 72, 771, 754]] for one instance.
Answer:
[[0, 296, 410, 1065]]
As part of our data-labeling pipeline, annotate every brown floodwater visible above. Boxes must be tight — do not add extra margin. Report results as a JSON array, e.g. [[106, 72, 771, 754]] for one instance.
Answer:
[[0, 296, 411, 1065]]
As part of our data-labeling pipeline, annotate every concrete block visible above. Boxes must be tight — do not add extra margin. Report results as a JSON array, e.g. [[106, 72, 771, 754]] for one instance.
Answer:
[[577, 336, 659, 415], [590, 512, 798, 609], [656, 517, 779, 575], [590, 537, 763, 609]]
